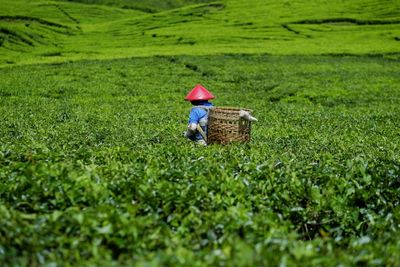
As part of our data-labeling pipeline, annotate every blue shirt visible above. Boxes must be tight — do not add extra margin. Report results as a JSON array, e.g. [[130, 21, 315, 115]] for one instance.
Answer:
[[188, 101, 213, 124], [188, 101, 213, 141]]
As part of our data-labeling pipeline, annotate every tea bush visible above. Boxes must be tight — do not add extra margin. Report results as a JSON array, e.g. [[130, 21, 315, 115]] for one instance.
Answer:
[[1, 0, 400, 66], [0, 55, 399, 266]]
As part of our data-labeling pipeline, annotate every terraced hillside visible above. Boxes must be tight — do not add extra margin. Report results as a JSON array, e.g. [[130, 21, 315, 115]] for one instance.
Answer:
[[54, 0, 214, 12], [1, 0, 400, 66]]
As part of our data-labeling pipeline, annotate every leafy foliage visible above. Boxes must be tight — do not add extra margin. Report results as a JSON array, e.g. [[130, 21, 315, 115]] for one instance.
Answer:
[[1, 0, 400, 66], [0, 55, 399, 266]]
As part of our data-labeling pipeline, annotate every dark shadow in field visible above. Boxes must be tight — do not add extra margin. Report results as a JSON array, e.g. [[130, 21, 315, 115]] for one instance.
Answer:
[[0, 15, 73, 51], [0, 15, 69, 28], [0, 28, 34, 47], [292, 17, 400, 25]]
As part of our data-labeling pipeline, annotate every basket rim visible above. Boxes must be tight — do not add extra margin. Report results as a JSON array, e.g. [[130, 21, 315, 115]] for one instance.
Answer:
[[210, 106, 252, 113]]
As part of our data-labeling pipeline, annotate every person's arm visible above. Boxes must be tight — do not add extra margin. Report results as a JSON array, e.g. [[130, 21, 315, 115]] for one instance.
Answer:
[[185, 122, 197, 137], [184, 108, 200, 138]]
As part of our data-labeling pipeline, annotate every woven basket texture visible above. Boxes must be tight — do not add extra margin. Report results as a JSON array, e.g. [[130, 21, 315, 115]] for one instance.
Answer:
[[208, 107, 252, 144]]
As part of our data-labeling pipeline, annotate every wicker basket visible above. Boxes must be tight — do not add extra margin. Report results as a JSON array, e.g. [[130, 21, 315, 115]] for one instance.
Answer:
[[207, 107, 252, 144]]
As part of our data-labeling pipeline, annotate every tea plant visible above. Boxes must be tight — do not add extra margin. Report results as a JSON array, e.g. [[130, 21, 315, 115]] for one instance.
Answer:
[[0, 55, 399, 266], [1, 0, 400, 66]]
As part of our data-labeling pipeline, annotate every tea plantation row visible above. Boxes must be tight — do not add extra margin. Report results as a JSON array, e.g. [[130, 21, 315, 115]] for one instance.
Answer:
[[0, 55, 399, 266]]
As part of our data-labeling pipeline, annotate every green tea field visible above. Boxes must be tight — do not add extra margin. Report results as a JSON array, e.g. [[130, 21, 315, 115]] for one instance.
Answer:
[[1, 0, 400, 266], [1, 0, 400, 66]]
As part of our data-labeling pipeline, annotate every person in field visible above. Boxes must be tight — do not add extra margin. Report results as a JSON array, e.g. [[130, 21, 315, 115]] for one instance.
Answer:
[[183, 84, 214, 146]]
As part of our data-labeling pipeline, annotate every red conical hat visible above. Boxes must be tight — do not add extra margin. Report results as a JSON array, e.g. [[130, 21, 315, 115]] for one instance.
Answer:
[[185, 84, 215, 101]]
